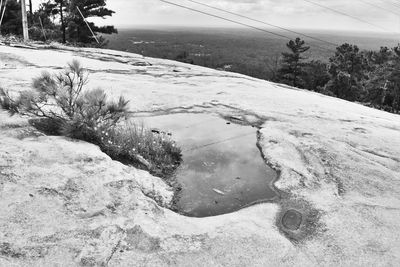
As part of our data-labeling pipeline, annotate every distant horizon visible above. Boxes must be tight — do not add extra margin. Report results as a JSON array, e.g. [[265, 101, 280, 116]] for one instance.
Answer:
[[32, 0, 400, 36], [89, 0, 400, 35], [108, 25, 399, 40]]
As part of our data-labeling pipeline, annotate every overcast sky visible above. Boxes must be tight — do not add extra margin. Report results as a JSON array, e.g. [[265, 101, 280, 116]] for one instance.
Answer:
[[37, 0, 400, 33]]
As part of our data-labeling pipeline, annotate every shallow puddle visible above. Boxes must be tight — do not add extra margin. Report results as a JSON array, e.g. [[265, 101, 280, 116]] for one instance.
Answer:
[[133, 113, 278, 217]]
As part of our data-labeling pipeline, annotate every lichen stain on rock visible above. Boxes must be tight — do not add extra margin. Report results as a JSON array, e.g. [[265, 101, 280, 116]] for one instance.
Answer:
[[121, 225, 161, 253], [76, 225, 125, 266], [0, 242, 48, 259]]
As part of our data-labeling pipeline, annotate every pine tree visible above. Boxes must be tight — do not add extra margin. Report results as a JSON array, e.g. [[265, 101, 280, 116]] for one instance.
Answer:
[[326, 43, 366, 101], [40, 0, 67, 43], [67, 0, 117, 45], [301, 60, 330, 92], [277, 37, 310, 88], [387, 46, 400, 112], [56, 0, 67, 43], [40, 0, 117, 44], [364, 47, 392, 108], [0, 0, 22, 36]]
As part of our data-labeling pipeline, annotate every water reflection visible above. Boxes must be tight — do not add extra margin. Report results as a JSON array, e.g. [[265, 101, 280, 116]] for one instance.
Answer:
[[134, 113, 278, 217]]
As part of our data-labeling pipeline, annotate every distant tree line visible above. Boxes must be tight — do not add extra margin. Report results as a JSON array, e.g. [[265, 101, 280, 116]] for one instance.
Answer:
[[0, 0, 117, 46], [274, 38, 400, 114], [172, 38, 400, 114]]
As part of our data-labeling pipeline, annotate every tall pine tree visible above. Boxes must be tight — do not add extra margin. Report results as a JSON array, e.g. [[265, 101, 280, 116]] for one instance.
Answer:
[[41, 0, 117, 44], [387, 46, 400, 112], [67, 0, 117, 45], [326, 43, 366, 101], [0, 0, 22, 36], [278, 37, 310, 88], [40, 0, 68, 43]]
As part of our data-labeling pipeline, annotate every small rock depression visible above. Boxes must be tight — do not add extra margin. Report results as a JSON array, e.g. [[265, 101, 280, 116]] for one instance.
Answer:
[[133, 113, 279, 217]]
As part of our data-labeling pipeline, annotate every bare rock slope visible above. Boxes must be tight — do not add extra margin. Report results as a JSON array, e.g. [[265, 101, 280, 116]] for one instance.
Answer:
[[0, 44, 399, 266]]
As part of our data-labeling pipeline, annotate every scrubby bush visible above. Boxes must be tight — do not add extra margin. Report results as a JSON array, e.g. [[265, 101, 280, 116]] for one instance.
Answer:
[[98, 122, 182, 177], [1, 60, 129, 139], [0, 60, 182, 176]]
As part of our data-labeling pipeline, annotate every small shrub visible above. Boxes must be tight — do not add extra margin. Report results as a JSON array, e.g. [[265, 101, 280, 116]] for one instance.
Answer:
[[0, 60, 182, 177], [0, 60, 129, 135], [97, 122, 182, 177]]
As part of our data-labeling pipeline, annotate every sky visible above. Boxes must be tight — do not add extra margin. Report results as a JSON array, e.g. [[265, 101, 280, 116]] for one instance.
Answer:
[[36, 0, 400, 33]]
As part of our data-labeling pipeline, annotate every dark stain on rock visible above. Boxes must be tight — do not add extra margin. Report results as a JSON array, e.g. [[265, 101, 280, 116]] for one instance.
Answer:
[[80, 256, 97, 266], [0, 123, 26, 129], [282, 209, 302, 230], [0, 243, 26, 258], [353, 127, 368, 134], [289, 130, 313, 138], [16, 129, 45, 140], [335, 176, 345, 196], [122, 226, 161, 253], [276, 197, 324, 243], [0, 243, 48, 259], [37, 187, 62, 197], [105, 179, 137, 191]]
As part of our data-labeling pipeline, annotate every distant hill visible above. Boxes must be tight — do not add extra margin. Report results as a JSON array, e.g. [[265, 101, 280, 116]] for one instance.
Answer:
[[105, 27, 399, 80]]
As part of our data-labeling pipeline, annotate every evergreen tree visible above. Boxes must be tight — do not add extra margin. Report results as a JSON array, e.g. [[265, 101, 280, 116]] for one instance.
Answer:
[[387, 46, 400, 112], [39, 0, 67, 42], [56, 0, 67, 43], [40, 0, 117, 44], [28, 0, 33, 25], [0, 0, 22, 36], [365, 63, 390, 108], [277, 37, 310, 88], [29, 1, 63, 41], [301, 60, 330, 92], [67, 0, 117, 45], [364, 47, 393, 108], [326, 43, 366, 101]]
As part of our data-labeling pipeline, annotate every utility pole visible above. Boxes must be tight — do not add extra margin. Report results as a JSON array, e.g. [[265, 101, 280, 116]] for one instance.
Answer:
[[20, 0, 29, 41]]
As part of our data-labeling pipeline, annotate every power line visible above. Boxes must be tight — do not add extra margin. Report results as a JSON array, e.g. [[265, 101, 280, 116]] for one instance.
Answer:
[[302, 0, 392, 32], [160, 0, 291, 40], [358, 0, 400, 16], [183, 0, 339, 47], [160, 0, 336, 52]]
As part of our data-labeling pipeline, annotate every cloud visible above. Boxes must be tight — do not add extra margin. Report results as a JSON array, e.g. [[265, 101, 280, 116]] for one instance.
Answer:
[[40, 0, 399, 32]]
